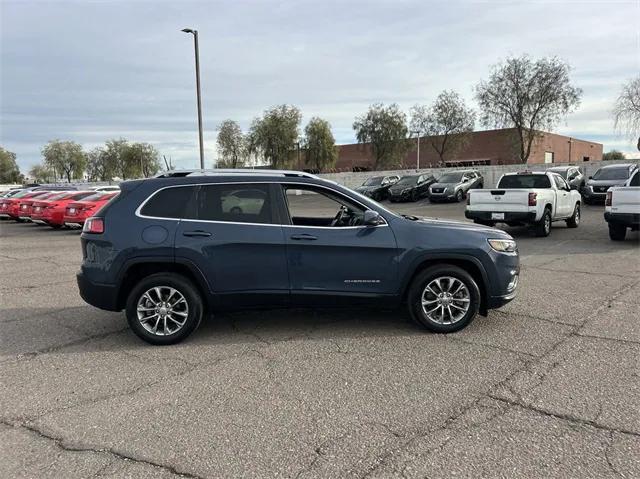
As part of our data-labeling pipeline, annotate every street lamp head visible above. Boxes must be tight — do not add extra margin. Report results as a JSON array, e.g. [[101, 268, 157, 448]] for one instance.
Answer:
[[181, 28, 194, 34]]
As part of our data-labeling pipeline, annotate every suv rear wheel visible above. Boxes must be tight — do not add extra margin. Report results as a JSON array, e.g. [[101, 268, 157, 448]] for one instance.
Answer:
[[407, 265, 480, 333], [125, 273, 203, 345]]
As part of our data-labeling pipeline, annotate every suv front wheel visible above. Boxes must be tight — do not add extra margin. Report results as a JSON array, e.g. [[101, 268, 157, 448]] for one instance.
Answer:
[[407, 265, 480, 333], [125, 273, 204, 345]]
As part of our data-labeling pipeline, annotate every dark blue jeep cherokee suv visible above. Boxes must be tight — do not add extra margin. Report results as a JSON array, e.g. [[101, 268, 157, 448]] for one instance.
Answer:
[[77, 170, 519, 345]]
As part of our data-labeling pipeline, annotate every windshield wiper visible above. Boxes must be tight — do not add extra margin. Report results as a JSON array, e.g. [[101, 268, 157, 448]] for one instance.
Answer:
[[402, 214, 420, 221]]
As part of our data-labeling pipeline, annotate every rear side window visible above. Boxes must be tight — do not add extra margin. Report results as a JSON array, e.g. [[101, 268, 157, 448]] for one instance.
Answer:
[[498, 175, 551, 189], [140, 186, 198, 219], [196, 184, 273, 224]]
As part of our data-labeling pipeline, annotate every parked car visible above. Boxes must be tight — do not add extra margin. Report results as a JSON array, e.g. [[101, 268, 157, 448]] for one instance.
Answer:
[[546, 165, 585, 192], [355, 175, 400, 201], [17, 192, 64, 221], [77, 169, 519, 345], [63, 191, 119, 228], [604, 168, 640, 241], [31, 191, 96, 228], [388, 174, 436, 202], [583, 163, 638, 204], [465, 171, 581, 237], [1, 190, 53, 221], [429, 170, 484, 203]]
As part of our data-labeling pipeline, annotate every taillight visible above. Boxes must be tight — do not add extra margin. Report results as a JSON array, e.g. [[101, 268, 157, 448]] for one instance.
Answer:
[[605, 191, 612, 206], [83, 217, 104, 234], [528, 192, 537, 207]]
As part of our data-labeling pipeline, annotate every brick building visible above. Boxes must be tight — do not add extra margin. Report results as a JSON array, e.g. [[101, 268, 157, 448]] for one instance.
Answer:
[[328, 128, 602, 172]]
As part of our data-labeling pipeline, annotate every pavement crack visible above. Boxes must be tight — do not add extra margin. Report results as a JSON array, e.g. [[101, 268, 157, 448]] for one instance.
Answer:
[[488, 395, 640, 438], [1, 420, 204, 479]]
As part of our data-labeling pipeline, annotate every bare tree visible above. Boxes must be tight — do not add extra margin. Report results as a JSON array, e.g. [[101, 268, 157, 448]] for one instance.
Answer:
[[410, 91, 475, 166], [216, 120, 248, 168], [475, 55, 582, 163], [613, 76, 640, 151]]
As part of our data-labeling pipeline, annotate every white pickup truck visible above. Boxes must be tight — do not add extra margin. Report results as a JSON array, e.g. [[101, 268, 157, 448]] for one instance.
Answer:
[[604, 168, 640, 241], [465, 171, 582, 237]]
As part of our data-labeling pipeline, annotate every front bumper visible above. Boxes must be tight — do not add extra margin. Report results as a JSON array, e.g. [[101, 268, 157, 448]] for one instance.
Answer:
[[388, 191, 412, 201], [77, 272, 120, 311], [582, 188, 608, 202], [465, 211, 537, 223], [604, 212, 640, 228], [429, 192, 455, 201]]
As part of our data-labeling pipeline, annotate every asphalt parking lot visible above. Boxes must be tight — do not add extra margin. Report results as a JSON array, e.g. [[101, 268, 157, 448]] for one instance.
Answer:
[[1, 200, 639, 478]]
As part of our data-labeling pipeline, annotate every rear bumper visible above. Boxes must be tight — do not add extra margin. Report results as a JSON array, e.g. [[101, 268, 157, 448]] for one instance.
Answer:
[[604, 212, 640, 228], [77, 272, 120, 311], [465, 210, 537, 223]]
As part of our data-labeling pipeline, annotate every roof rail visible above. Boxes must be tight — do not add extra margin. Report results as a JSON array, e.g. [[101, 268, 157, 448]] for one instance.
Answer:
[[154, 169, 319, 179]]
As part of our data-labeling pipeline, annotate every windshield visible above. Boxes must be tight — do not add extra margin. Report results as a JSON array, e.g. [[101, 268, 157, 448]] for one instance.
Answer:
[[363, 177, 383, 186], [498, 175, 551, 189], [395, 176, 419, 186], [592, 167, 630, 181], [438, 173, 464, 183]]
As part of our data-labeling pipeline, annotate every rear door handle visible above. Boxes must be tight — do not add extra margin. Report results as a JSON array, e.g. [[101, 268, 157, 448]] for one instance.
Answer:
[[290, 234, 318, 241], [183, 230, 212, 237]]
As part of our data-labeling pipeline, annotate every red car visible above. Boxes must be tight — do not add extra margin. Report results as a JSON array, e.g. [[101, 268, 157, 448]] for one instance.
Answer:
[[17, 192, 66, 221], [1, 190, 53, 221], [63, 191, 119, 228], [32, 191, 96, 228]]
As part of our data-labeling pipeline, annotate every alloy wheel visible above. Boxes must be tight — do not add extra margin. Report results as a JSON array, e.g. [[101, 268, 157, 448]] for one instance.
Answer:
[[136, 286, 189, 336], [421, 276, 471, 325]]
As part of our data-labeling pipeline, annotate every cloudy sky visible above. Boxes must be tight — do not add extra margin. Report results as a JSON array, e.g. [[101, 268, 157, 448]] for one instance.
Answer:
[[1, 0, 639, 172]]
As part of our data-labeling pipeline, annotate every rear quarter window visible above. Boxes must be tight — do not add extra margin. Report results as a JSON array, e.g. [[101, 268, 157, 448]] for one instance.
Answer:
[[140, 186, 198, 219]]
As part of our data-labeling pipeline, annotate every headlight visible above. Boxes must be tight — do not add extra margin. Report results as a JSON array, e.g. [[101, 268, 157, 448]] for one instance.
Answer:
[[488, 238, 517, 253]]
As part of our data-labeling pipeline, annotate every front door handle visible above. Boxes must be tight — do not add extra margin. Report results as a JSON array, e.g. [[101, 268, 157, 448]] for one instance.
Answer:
[[183, 230, 212, 237], [290, 234, 318, 241]]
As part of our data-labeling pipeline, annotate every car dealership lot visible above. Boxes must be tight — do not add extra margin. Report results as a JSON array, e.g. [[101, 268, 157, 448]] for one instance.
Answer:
[[1, 201, 639, 478]]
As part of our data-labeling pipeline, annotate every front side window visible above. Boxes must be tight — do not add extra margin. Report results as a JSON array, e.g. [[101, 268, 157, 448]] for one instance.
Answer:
[[197, 184, 272, 224], [283, 185, 365, 227], [554, 175, 569, 190]]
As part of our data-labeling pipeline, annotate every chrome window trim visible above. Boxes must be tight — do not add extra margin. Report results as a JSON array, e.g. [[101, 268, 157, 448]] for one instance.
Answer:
[[135, 181, 389, 229]]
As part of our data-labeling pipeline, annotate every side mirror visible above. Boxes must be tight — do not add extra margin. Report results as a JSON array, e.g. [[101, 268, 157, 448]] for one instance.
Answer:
[[588, 176, 593, 180], [462, 177, 469, 183], [363, 210, 384, 226]]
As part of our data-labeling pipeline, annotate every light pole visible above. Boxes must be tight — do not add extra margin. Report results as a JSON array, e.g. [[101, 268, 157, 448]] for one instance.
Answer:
[[568, 138, 573, 163], [181, 28, 205, 169], [412, 131, 421, 170]]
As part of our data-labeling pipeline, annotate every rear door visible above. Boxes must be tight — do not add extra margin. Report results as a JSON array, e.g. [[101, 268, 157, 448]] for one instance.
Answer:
[[172, 182, 289, 308], [278, 183, 398, 304]]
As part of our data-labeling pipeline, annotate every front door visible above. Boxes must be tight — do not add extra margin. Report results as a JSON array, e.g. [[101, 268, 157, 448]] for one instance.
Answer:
[[173, 182, 289, 308], [279, 184, 398, 305], [552, 175, 572, 217]]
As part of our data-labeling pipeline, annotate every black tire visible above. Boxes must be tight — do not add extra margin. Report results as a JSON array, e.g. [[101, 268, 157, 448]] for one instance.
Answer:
[[477, 183, 484, 189], [407, 264, 481, 333], [566, 203, 580, 228], [608, 223, 627, 241], [455, 190, 464, 202], [126, 273, 204, 345], [534, 208, 552, 237]]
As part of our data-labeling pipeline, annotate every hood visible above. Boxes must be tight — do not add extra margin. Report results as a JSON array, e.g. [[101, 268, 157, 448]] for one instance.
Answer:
[[415, 217, 499, 233], [430, 182, 457, 189], [587, 178, 629, 187], [390, 184, 415, 192], [356, 185, 381, 193]]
